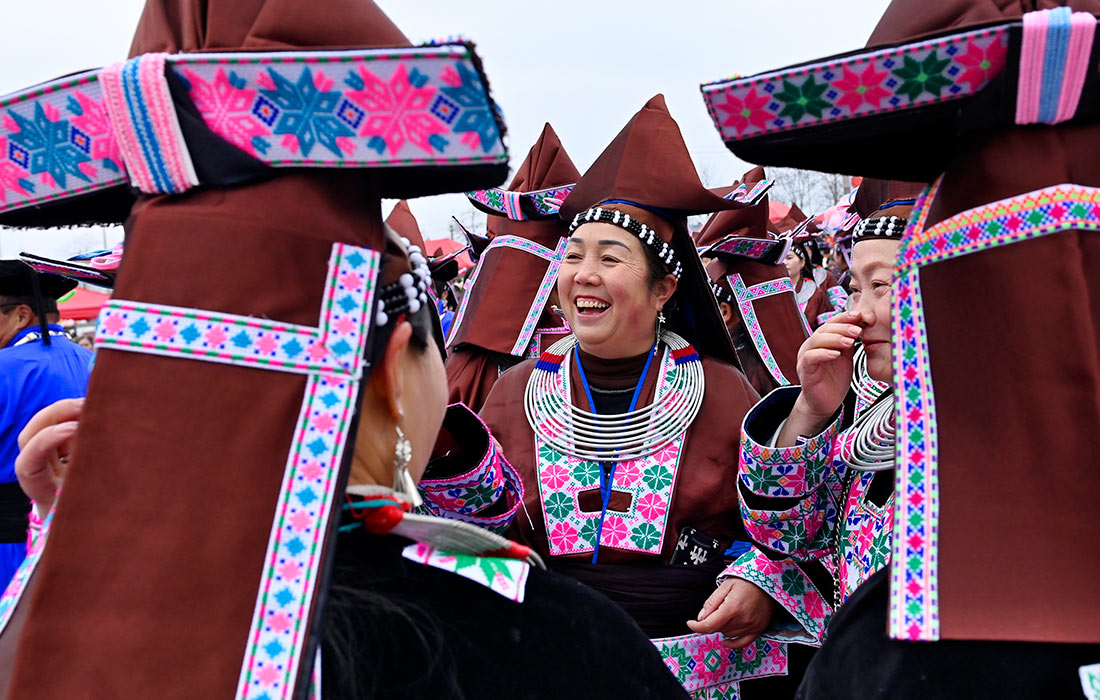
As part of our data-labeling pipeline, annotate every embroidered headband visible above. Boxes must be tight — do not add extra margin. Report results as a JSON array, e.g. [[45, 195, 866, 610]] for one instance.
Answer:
[[853, 216, 908, 243], [568, 206, 683, 279], [0, 43, 508, 224]]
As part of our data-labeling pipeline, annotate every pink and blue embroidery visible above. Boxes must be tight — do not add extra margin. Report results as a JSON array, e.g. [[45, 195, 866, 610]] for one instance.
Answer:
[[446, 235, 565, 356], [702, 25, 1009, 142], [534, 346, 690, 557], [417, 432, 523, 536], [728, 274, 803, 386], [0, 70, 126, 213], [1015, 8, 1096, 125], [95, 244, 377, 700], [653, 633, 787, 698], [0, 45, 507, 217], [0, 505, 53, 636], [891, 181, 1100, 642], [100, 53, 198, 194]]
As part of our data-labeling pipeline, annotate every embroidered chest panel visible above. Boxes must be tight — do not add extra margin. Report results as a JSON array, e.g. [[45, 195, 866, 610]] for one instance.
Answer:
[[837, 465, 894, 601], [534, 351, 688, 557]]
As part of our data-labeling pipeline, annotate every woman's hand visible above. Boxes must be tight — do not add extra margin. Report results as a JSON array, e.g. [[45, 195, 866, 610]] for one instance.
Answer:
[[778, 311, 862, 444], [685, 578, 775, 649], [16, 399, 83, 513]]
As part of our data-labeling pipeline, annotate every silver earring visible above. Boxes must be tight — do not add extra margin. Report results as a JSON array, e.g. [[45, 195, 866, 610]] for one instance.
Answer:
[[392, 425, 422, 508], [655, 310, 666, 340]]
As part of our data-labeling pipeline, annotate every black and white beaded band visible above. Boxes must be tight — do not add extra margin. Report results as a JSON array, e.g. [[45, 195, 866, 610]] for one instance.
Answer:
[[709, 280, 733, 306], [375, 237, 432, 327], [853, 216, 908, 242], [568, 206, 683, 279]]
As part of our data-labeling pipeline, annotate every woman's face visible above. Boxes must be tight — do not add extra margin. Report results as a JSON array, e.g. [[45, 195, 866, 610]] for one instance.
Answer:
[[848, 238, 901, 384], [783, 251, 802, 282], [558, 222, 676, 359]]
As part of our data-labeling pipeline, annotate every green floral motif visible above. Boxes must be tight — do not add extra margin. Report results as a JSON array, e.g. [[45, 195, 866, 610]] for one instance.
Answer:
[[892, 52, 952, 100], [780, 567, 806, 596], [773, 76, 831, 123], [642, 464, 672, 491], [578, 518, 600, 547], [631, 522, 662, 550], [538, 443, 564, 464], [544, 491, 573, 521], [571, 460, 601, 487], [661, 643, 693, 684], [451, 552, 515, 584]]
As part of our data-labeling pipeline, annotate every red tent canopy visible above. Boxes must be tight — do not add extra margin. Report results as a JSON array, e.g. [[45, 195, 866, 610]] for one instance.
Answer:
[[58, 287, 110, 321], [424, 237, 474, 273]]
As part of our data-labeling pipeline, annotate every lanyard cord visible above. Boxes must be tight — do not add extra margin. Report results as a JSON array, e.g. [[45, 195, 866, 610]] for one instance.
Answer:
[[574, 340, 658, 564]]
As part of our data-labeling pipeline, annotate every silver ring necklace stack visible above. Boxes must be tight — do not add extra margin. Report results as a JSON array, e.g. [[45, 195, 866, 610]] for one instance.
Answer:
[[839, 344, 895, 472], [524, 330, 705, 462]]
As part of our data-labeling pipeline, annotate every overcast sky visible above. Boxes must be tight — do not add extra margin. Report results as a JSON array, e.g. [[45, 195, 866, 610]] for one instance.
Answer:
[[0, 0, 889, 260]]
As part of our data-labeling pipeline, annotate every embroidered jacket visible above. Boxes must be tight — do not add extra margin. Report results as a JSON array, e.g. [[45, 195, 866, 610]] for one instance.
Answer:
[[719, 386, 894, 645]]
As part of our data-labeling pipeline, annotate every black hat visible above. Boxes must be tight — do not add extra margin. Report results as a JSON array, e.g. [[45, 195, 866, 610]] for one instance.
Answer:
[[0, 260, 77, 347], [0, 260, 78, 299]]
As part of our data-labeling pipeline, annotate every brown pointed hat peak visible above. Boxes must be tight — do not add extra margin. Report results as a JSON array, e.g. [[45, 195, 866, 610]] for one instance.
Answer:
[[129, 0, 411, 56], [386, 200, 427, 251], [560, 94, 748, 224], [489, 123, 582, 247], [507, 122, 581, 193], [696, 166, 775, 249]]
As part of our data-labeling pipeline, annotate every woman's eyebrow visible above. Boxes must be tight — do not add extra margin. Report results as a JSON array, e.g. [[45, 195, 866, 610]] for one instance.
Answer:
[[566, 237, 632, 251]]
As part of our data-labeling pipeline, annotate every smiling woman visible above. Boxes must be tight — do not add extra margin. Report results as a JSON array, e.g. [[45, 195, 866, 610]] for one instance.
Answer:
[[479, 95, 798, 699]]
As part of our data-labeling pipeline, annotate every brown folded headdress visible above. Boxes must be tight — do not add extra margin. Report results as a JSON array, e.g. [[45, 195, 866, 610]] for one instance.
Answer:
[[0, 3, 510, 700]]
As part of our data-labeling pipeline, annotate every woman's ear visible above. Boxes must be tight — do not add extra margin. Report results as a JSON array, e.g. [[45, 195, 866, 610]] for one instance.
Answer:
[[378, 321, 413, 423], [718, 301, 734, 325], [653, 273, 677, 310]]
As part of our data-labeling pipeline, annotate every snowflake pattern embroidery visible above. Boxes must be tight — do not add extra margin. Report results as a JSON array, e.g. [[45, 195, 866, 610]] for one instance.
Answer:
[[347, 64, 448, 156], [892, 51, 953, 100], [68, 90, 121, 172], [258, 66, 354, 158], [440, 62, 500, 153], [832, 64, 890, 111], [718, 86, 771, 137], [955, 38, 1007, 91], [182, 67, 272, 157], [7, 102, 92, 189], [773, 75, 832, 124]]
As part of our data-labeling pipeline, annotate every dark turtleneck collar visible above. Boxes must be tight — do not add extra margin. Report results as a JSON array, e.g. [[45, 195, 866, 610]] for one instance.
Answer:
[[575, 345, 654, 390]]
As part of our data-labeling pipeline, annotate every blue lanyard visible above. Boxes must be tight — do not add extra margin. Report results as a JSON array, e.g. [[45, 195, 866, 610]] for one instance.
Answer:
[[574, 341, 657, 563]]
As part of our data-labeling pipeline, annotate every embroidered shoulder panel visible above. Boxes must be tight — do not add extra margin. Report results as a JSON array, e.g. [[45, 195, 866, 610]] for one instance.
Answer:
[[701, 25, 1009, 142], [401, 542, 530, 602]]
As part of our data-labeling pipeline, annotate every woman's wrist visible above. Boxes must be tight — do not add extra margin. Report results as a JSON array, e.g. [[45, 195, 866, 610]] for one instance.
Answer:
[[777, 395, 837, 446]]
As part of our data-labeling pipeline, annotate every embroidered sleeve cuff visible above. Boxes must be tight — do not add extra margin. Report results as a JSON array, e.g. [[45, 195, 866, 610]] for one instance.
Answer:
[[719, 547, 832, 646], [739, 387, 842, 499], [739, 487, 837, 561]]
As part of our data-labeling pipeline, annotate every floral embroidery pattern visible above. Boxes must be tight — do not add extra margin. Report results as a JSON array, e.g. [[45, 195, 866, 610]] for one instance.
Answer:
[[653, 633, 787, 696], [702, 26, 1010, 141], [721, 547, 832, 645], [402, 542, 530, 602], [534, 346, 690, 557]]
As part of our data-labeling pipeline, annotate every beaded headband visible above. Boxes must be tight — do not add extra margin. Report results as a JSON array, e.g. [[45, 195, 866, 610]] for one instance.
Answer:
[[709, 279, 734, 306], [853, 216, 908, 243], [568, 206, 683, 279], [374, 238, 433, 327]]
